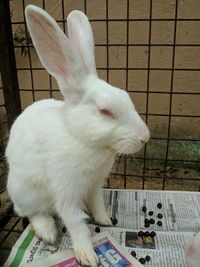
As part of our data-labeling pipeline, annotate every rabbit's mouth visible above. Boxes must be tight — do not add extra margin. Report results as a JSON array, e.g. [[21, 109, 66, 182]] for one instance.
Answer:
[[113, 139, 143, 155]]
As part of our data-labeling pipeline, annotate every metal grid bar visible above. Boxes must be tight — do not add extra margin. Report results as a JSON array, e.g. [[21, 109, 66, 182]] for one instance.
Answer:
[[15, 88, 200, 95], [163, 0, 179, 189], [21, 0, 35, 103], [142, 0, 152, 188], [11, 18, 200, 23], [123, 0, 130, 189], [12, 44, 200, 47], [15, 67, 200, 71], [106, 0, 110, 188]]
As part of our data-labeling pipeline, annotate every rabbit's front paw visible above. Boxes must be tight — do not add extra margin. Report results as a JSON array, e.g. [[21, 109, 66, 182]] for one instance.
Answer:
[[30, 214, 58, 245], [94, 213, 112, 226], [75, 246, 99, 267]]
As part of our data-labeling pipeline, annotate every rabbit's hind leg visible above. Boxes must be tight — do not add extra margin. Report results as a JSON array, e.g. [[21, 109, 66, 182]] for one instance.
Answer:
[[29, 214, 58, 245]]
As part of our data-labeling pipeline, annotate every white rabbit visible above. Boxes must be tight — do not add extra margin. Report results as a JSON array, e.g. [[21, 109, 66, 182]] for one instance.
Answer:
[[6, 5, 150, 266], [185, 232, 200, 267]]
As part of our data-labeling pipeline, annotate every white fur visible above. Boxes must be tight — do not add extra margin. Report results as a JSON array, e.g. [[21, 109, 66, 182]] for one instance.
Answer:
[[185, 232, 200, 267], [6, 5, 150, 266], [30, 214, 57, 245]]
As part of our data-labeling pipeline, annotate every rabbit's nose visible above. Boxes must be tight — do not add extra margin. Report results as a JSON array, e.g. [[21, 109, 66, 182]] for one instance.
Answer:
[[140, 125, 150, 144]]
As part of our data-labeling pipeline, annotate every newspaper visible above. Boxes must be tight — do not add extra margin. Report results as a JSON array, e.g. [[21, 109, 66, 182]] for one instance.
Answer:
[[19, 233, 142, 267], [90, 226, 194, 267], [4, 228, 142, 267], [4, 189, 200, 267], [104, 189, 200, 232]]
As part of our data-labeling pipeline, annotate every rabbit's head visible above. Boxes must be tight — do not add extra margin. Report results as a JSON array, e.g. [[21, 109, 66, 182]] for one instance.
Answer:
[[25, 5, 150, 155]]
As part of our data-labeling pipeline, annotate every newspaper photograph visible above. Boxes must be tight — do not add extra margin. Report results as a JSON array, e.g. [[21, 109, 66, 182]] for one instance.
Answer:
[[3, 189, 200, 267], [92, 233, 142, 266], [91, 226, 195, 267]]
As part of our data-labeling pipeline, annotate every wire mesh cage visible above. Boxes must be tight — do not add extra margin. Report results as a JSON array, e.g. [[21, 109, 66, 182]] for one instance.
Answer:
[[0, 0, 200, 264]]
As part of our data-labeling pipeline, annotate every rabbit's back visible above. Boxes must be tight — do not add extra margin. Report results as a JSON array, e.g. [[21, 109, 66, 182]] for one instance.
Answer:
[[6, 99, 67, 215], [6, 99, 65, 161]]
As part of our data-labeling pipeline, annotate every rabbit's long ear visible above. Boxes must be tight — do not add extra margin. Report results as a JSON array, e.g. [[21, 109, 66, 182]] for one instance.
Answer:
[[25, 5, 85, 103], [67, 11, 97, 76]]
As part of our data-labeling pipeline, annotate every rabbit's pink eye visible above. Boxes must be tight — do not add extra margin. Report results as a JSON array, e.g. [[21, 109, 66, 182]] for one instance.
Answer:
[[99, 108, 113, 117]]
